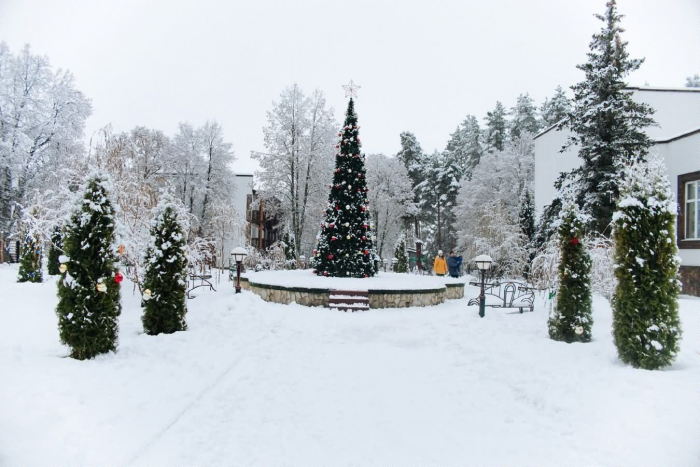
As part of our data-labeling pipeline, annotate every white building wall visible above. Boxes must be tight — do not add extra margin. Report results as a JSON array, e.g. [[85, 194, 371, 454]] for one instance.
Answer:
[[533, 127, 578, 217], [656, 132, 700, 267]]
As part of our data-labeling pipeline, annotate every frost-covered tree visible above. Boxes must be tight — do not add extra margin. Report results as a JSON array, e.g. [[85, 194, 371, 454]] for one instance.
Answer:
[[519, 190, 536, 278], [454, 135, 534, 277], [548, 202, 593, 343], [253, 85, 336, 257], [394, 232, 409, 273], [444, 115, 483, 180], [485, 101, 508, 152], [509, 93, 540, 140], [141, 199, 189, 335], [56, 175, 121, 360], [685, 74, 700, 88], [313, 98, 376, 278], [559, 0, 656, 234], [197, 121, 235, 237], [396, 131, 427, 237], [366, 154, 413, 257], [47, 227, 63, 275], [540, 85, 572, 128], [612, 156, 681, 369], [0, 43, 91, 257]]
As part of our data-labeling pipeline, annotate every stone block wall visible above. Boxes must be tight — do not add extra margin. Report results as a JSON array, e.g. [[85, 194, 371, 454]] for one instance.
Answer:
[[368, 289, 446, 308], [446, 283, 465, 300], [249, 283, 329, 307], [680, 266, 700, 297]]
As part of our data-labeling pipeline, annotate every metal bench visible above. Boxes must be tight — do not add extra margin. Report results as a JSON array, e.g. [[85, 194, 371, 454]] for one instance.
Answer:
[[187, 273, 216, 299], [468, 280, 535, 313]]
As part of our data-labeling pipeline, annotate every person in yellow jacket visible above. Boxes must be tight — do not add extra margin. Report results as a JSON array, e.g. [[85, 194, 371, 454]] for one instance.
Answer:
[[433, 250, 448, 276]]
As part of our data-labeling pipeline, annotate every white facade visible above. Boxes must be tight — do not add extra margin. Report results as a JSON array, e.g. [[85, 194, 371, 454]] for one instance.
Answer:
[[534, 87, 700, 268], [228, 173, 254, 255]]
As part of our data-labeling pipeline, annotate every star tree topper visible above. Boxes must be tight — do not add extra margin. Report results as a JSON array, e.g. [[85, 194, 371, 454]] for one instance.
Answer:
[[342, 79, 361, 99]]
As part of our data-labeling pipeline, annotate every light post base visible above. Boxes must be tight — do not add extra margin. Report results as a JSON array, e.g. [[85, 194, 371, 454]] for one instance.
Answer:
[[235, 286, 241, 294]]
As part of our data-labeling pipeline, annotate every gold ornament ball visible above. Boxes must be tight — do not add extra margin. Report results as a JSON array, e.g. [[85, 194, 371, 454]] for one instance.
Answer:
[[58, 264, 67, 274], [96, 283, 107, 293]]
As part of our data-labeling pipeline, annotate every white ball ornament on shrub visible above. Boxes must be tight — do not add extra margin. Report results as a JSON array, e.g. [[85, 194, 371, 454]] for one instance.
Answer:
[[575, 326, 584, 335], [59, 264, 67, 274], [96, 282, 107, 293], [143, 289, 152, 300], [346, 235, 351, 240]]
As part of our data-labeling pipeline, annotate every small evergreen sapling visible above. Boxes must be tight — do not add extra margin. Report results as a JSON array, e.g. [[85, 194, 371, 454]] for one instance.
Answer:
[[17, 229, 43, 283], [612, 156, 681, 370], [141, 200, 188, 335], [394, 233, 409, 273], [56, 175, 121, 360], [548, 202, 593, 343], [47, 227, 63, 275]]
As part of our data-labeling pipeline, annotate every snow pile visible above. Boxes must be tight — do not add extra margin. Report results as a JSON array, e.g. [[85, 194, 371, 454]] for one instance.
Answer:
[[245, 269, 466, 291], [0, 263, 698, 466]]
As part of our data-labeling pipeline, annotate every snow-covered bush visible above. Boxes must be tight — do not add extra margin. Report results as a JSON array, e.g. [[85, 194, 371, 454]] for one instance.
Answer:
[[394, 233, 409, 273], [141, 198, 188, 335], [612, 156, 681, 370], [56, 175, 121, 360], [587, 234, 617, 300], [17, 226, 42, 283], [548, 202, 593, 343]]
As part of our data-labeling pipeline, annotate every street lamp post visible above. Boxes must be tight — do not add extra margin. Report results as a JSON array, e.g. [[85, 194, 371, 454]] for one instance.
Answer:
[[391, 257, 398, 272], [474, 254, 493, 318], [231, 247, 248, 294], [299, 255, 306, 270], [383, 258, 388, 272]]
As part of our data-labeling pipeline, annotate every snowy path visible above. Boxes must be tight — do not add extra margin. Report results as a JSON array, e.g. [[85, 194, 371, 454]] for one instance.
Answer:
[[0, 264, 698, 466]]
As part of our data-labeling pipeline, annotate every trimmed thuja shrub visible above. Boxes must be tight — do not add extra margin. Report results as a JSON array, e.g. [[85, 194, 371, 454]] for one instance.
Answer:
[[17, 230, 43, 283], [612, 156, 681, 370], [548, 202, 593, 343], [47, 226, 63, 275], [141, 199, 188, 335], [394, 233, 409, 273], [56, 175, 121, 360]]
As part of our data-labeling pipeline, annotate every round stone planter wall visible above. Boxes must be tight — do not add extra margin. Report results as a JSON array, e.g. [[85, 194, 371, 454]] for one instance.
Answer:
[[242, 275, 465, 309]]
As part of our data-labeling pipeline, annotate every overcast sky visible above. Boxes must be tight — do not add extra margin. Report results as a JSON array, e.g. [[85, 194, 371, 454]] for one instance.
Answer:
[[1, 0, 698, 175]]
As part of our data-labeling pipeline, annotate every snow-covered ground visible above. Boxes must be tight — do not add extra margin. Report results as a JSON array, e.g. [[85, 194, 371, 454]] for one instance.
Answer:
[[1, 263, 698, 466], [244, 269, 465, 290]]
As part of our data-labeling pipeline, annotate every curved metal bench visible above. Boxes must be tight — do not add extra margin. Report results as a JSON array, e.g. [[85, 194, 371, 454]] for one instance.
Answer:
[[468, 280, 535, 313]]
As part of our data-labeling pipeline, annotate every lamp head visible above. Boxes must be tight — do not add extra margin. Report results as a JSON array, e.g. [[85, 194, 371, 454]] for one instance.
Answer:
[[474, 254, 493, 271], [231, 247, 248, 263]]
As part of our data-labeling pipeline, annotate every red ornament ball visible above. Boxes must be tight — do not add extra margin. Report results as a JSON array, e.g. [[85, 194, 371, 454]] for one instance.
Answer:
[[328, 254, 334, 260], [323, 271, 328, 277], [362, 236, 366, 241], [313, 250, 317, 255], [572, 237, 580, 246], [361, 206, 366, 212], [364, 250, 369, 255], [114, 272, 124, 284]]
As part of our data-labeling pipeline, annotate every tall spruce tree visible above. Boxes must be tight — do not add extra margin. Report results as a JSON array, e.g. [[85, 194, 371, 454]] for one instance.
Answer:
[[509, 93, 540, 140], [56, 176, 121, 360], [485, 101, 507, 152], [396, 131, 426, 236], [47, 226, 62, 275], [141, 200, 188, 335], [444, 115, 483, 180], [562, 0, 655, 234], [612, 156, 681, 370], [313, 98, 376, 278], [17, 230, 42, 283], [548, 202, 593, 343], [394, 232, 409, 273], [540, 85, 572, 128]]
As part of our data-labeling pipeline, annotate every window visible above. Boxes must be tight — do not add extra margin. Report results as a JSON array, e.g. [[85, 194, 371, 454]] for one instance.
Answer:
[[686, 181, 699, 240], [678, 171, 700, 249]]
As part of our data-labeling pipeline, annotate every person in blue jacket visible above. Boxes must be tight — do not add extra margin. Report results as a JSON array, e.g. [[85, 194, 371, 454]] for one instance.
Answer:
[[447, 250, 462, 278]]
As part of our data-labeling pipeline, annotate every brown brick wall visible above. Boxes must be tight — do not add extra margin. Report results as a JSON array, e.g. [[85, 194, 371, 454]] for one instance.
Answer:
[[680, 266, 700, 297]]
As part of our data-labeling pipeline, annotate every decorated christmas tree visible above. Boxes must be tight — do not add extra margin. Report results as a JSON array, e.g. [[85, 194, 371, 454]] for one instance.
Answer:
[[17, 229, 43, 283], [313, 89, 376, 278], [394, 232, 409, 273], [141, 199, 188, 335], [548, 201, 593, 343], [47, 226, 63, 275], [56, 175, 122, 360], [612, 156, 681, 369]]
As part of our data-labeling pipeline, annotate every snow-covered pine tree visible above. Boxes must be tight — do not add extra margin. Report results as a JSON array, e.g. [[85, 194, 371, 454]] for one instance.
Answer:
[[394, 232, 409, 273], [519, 190, 536, 278], [540, 85, 572, 128], [562, 0, 655, 234], [141, 199, 188, 335], [313, 98, 376, 278], [509, 93, 540, 141], [396, 131, 426, 237], [611, 156, 681, 370], [548, 201, 593, 343], [444, 115, 483, 180], [56, 175, 121, 360], [17, 229, 42, 283], [47, 226, 62, 275], [485, 101, 507, 152]]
